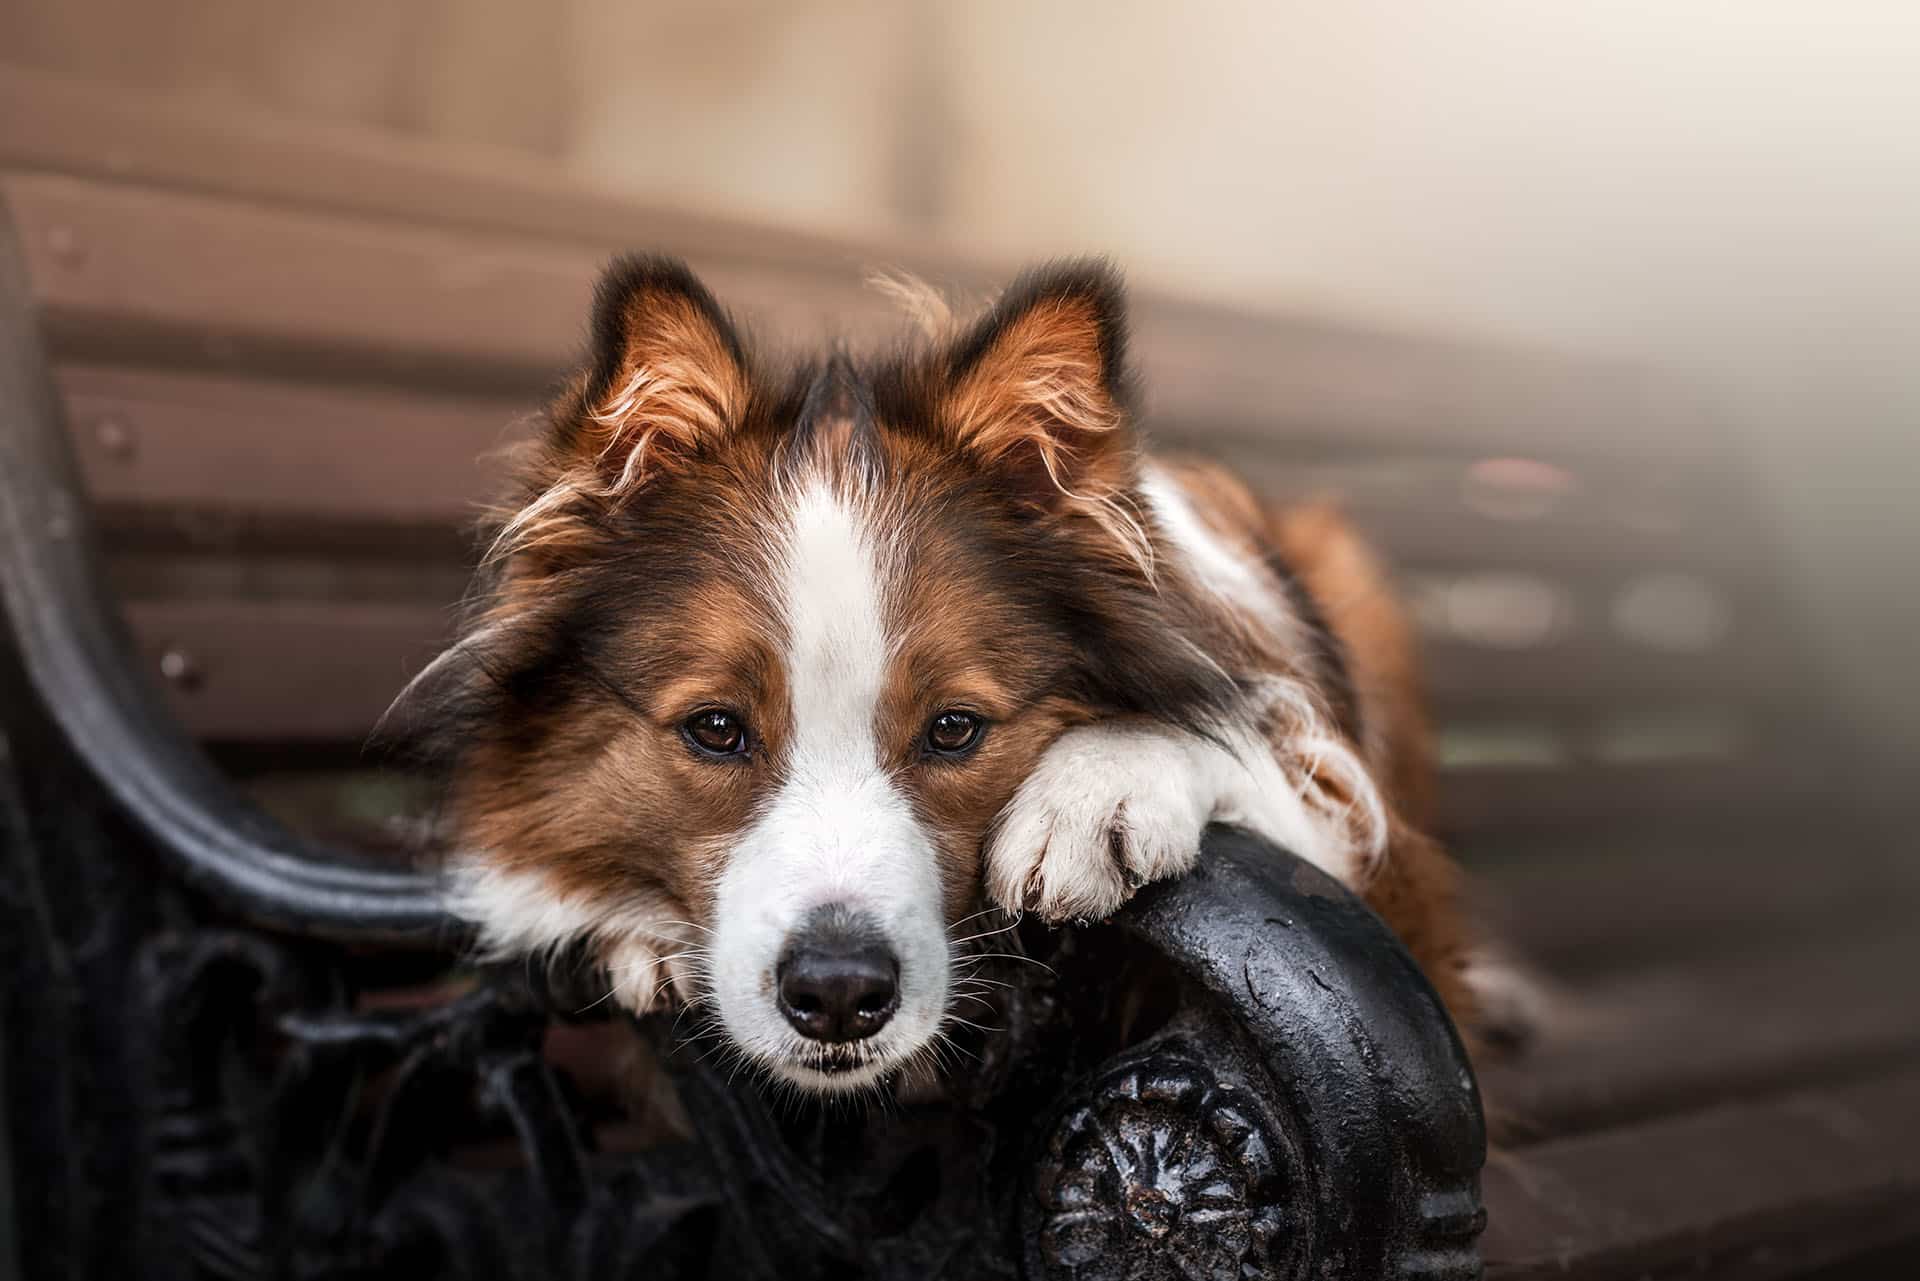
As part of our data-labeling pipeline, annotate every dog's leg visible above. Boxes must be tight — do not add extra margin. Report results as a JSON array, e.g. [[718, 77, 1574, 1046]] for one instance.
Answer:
[[985, 718, 1360, 922]]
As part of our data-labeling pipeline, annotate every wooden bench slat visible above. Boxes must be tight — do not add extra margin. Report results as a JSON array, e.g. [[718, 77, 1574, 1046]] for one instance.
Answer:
[[1479, 926, 1920, 1142], [1481, 1068, 1920, 1280], [122, 594, 1808, 837], [59, 359, 1768, 595], [7, 171, 602, 382], [2, 64, 1723, 465], [117, 593, 1793, 750], [1421, 625, 1793, 708], [1477, 835, 1920, 971], [5, 164, 1713, 459], [1218, 446, 1771, 579], [0, 64, 870, 283], [119, 583, 1797, 716], [124, 598, 450, 742], [1437, 759, 1820, 834], [62, 364, 533, 525], [0, 171, 1019, 406]]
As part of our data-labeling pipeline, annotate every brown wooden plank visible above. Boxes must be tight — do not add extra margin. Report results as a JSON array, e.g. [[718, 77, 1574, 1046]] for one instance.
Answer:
[[1420, 626, 1794, 709], [1474, 833, 1920, 970], [99, 509, 475, 566], [1482, 1068, 1920, 1280], [1219, 444, 1777, 581], [121, 577, 1802, 720], [1791, 1242, 1920, 1280], [106, 549, 470, 612], [57, 361, 1790, 628], [2, 160, 1714, 458], [0, 171, 927, 390], [119, 589, 1808, 753], [61, 364, 534, 524], [60, 362, 533, 522], [7, 171, 600, 380], [55, 360, 1762, 574], [1478, 926, 1920, 1142], [1437, 759, 1822, 834], [123, 599, 450, 742], [0, 64, 1716, 462], [1126, 309, 1716, 459], [0, 63, 912, 291], [111, 587, 1816, 828], [56, 365, 1806, 721]]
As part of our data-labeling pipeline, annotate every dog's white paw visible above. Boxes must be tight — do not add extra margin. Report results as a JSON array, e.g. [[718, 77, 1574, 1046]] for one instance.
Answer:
[[986, 722, 1213, 923]]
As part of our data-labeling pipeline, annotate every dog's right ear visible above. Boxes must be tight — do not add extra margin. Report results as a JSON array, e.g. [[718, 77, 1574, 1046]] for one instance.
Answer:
[[562, 255, 749, 495]]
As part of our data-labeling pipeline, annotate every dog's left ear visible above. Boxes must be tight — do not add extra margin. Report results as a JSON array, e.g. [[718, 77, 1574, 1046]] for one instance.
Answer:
[[942, 259, 1137, 503]]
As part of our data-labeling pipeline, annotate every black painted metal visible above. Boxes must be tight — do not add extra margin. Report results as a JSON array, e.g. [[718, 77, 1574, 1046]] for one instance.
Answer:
[[1106, 834, 1488, 1280], [0, 209, 1485, 1278], [0, 207, 452, 948]]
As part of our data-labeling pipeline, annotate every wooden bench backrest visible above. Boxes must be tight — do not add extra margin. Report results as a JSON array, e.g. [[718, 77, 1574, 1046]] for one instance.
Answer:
[[0, 68, 1817, 843]]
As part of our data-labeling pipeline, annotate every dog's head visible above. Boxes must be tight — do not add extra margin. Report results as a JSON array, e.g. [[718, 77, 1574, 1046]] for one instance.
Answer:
[[407, 258, 1232, 1092]]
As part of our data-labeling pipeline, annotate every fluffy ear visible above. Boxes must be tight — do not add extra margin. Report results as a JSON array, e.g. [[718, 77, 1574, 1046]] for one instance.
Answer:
[[943, 259, 1137, 500], [569, 255, 748, 494]]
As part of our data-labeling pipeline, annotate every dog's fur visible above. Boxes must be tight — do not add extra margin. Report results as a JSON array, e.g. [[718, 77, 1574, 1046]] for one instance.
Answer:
[[403, 256, 1475, 1093]]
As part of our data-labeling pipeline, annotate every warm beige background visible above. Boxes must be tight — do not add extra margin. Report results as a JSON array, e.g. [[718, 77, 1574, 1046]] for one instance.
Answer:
[[4, 0, 1916, 753]]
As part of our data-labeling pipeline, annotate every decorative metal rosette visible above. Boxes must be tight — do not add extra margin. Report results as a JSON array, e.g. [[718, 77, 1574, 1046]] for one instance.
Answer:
[[1027, 1056, 1296, 1281]]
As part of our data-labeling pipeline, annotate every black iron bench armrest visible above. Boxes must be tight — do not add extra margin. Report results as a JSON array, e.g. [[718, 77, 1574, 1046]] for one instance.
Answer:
[[0, 210, 452, 945], [1018, 828, 1487, 1280]]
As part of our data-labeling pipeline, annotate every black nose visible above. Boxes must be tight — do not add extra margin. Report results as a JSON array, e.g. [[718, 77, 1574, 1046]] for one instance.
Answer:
[[776, 909, 899, 1043]]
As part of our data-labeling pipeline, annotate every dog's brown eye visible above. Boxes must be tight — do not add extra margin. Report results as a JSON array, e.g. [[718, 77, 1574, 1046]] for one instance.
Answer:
[[684, 709, 748, 757], [924, 710, 984, 756]]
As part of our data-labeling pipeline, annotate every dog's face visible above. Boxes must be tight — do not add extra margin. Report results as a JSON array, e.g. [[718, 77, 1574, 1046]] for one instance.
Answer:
[[414, 259, 1229, 1092]]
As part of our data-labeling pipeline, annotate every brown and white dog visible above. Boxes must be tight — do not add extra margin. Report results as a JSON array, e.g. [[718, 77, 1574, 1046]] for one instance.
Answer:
[[406, 256, 1475, 1095]]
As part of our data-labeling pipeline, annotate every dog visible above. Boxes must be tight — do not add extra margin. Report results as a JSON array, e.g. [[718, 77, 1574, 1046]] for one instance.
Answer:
[[402, 255, 1477, 1095]]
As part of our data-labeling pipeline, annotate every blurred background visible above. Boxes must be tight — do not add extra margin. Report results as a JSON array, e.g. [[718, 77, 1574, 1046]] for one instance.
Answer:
[[4, 2, 1920, 1263], [6, 0, 1916, 772]]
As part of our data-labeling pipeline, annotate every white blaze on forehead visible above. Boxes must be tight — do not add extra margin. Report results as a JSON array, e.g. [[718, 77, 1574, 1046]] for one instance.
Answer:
[[780, 478, 893, 785], [709, 475, 951, 1089]]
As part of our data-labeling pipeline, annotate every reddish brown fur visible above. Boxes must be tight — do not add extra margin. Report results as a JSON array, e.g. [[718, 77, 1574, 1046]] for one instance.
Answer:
[[1150, 459, 1472, 1019]]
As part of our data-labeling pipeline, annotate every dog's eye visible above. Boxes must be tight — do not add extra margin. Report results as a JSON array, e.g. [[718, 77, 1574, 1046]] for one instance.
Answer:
[[683, 709, 749, 757], [923, 710, 984, 756]]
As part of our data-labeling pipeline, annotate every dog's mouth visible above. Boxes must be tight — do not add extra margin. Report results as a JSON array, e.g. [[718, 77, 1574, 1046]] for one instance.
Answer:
[[805, 1047, 868, 1075], [668, 1002, 905, 1093], [782, 1041, 891, 1089]]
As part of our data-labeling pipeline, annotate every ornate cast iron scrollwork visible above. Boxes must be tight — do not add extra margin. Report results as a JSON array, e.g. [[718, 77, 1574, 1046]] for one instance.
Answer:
[[133, 928, 726, 1281], [1030, 1055, 1298, 1281]]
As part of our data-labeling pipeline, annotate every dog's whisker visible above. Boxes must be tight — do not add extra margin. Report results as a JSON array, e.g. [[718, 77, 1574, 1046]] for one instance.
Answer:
[[928, 1028, 981, 1066], [957, 951, 1056, 976], [947, 971, 1016, 990], [943, 1013, 996, 1034], [652, 919, 717, 938], [947, 921, 1022, 947], [604, 948, 706, 974], [944, 906, 1009, 936]]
